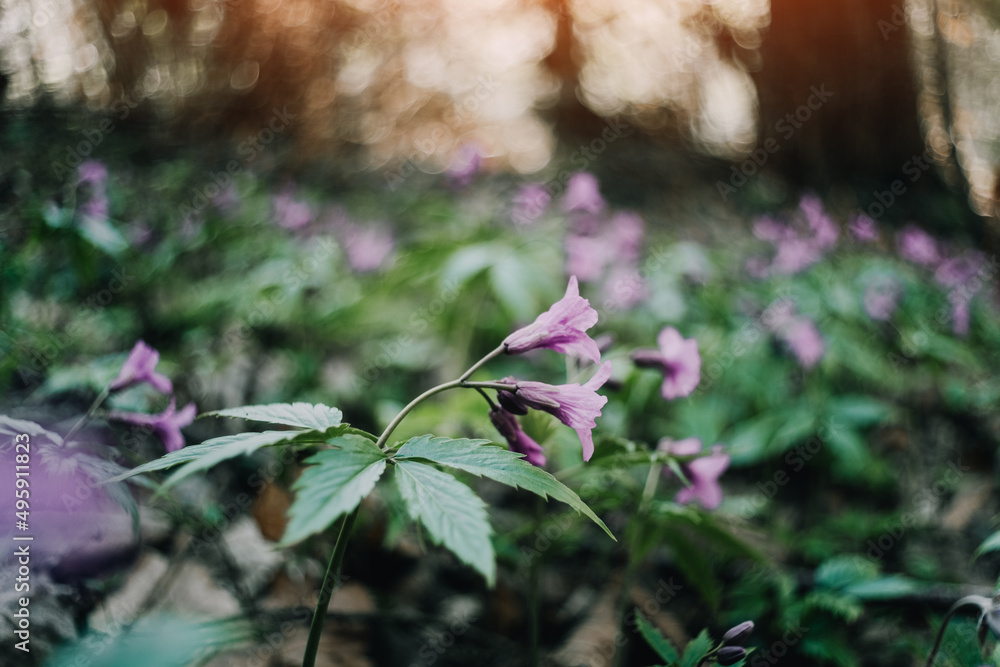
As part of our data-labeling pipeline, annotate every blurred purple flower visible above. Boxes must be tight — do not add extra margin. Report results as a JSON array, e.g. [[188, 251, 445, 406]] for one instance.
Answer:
[[779, 318, 825, 368], [864, 277, 902, 321], [800, 194, 838, 250], [631, 327, 701, 400], [951, 297, 970, 337], [511, 183, 551, 225], [848, 213, 878, 242], [489, 406, 546, 467], [562, 172, 605, 215], [770, 237, 823, 275], [446, 143, 482, 188], [610, 211, 644, 263], [110, 340, 173, 394], [753, 216, 794, 242], [273, 187, 313, 230], [566, 234, 610, 282], [499, 362, 612, 461], [109, 399, 197, 453], [341, 223, 394, 273], [77, 160, 108, 187], [897, 225, 940, 266], [601, 265, 646, 311], [503, 275, 602, 363], [935, 251, 986, 288], [658, 437, 702, 457], [673, 443, 730, 510]]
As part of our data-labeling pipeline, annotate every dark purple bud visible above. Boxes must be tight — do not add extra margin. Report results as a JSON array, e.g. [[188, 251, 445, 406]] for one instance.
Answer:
[[722, 620, 754, 646], [716, 646, 746, 665], [497, 389, 528, 415]]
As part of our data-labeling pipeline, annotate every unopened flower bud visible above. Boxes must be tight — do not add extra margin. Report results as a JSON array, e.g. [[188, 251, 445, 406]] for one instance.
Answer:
[[722, 620, 754, 646], [716, 646, 746, 665]]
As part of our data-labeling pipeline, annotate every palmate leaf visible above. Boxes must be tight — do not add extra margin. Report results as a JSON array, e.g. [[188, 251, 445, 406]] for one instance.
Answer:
[[679, 629, 714, 667], [394, 435, 614, 540], [205, 402, 344, 430], [105, 426, 349, 489], [280, 435, 387, 546], [394, 460, 495, 586]]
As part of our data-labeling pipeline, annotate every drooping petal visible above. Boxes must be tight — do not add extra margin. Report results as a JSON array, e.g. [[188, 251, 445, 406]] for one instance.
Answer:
[[489, 407, 546, 467], [632, 328, 700, 400], [109, 399, 196, 453], [503, 276, 602, 362], [675, 446, 730, 510]]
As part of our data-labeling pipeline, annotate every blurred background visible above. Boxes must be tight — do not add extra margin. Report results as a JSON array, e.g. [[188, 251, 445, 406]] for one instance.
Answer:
[[2, 0, 1000, 225], [4, 1, 1000, 666]]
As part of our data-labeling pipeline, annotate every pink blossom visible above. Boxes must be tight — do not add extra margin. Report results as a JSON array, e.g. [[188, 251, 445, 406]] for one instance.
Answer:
[[341, 223, 394, 273], [631, 327, 701, 400], [779, 318, 825, 368], [489, 406, 546, 467], [108, 399, 197, 453], [77, 160, 108, 187], [499, 362, 612, 461], [897, 225, 940, 266], [110, 341, 173, 394], [273, 187, 313, 230], [610, 211, 644, 264], [446, 143, 482, 188], [800, 194, 838, 250], [511, 184, 551, 225], [565, 234, 611, 282], [950, 296, 970, 337], [863, 278, 902, 321], [503, 276, 602, 363], [562, 173, 605, 215], [848, 214, 878, 242], [935, 251, 986, 288], [661, 439, 730, 510], [601, 265, 646, 311]]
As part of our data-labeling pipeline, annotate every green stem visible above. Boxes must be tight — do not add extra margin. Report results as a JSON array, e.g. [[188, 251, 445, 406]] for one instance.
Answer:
[[302, 506, 360, 667], [375, 379, 515, 450], [924, 595, 991, 666], [612, 461, 662, 667], [63, 385, 110, 445]]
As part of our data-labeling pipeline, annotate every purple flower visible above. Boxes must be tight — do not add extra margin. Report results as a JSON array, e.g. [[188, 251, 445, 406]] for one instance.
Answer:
[[489, 406, 546, 467], [935, 251, 986, 288], [109, 399, 197, 453], [273, 186, 313, 230], [800, 194, 838, 250], [631, 327, 701, 400], [110, 340, 173, 394], [511, 183, 551, 225], [341, 223, 394, 273], [753, 216, 794, 242], [77, 160, 108, 187], [499, 362, 612, 461], [897, 225, 940, 266], [771, 237, 823, 275], [601, 265, 646, 311], [716, 646, 747, 666], [779, 318, 825, 368], [848, 213, 878, 242], [674, 443, 730, 510], [446, 143, 482, 188], [950, 296, 970, 337], [565, 234, 610, 282], [658, 437, 702, 457], [503, 276, 602, 363], [562, 172, 605, 215], [610, 211, 644, 264], [722, 620, 755, 646], [864, 277, 902, 321]]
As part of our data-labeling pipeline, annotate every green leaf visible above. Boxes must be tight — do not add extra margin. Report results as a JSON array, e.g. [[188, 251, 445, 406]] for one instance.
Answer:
[[679, 629, 713, 667], [281, 435, 388, 546], [78, 214, 129, 255], [824, 427, 871, 477], [394, 460, 496, 586], [635, 612, 679, 663], [205, 402, 343, 430], [842, 575, 922, 600], [395, 435, 614, 540], [975, 531, 1000, 559], [106, 427, 345, 488], [726, 414, 781, 466], [826, 396, 893, 428], [661, 529, 721, 611]]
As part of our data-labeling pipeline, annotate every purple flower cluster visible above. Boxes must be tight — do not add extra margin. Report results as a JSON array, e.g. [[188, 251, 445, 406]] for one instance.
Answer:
[[107, 340, 195, 452], [561, 173, 647, 310], [272, 185, 313, 230], [746, 194, 838, 278], [494, 277, 611, 463], [894, 224, 991, 336]]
